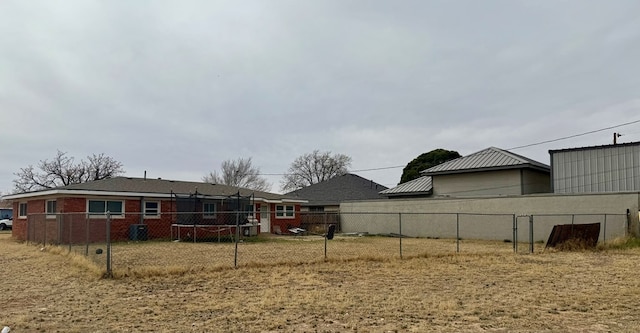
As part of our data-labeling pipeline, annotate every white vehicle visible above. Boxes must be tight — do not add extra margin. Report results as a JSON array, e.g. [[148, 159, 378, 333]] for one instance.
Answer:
[[0, 218, 11, 230]]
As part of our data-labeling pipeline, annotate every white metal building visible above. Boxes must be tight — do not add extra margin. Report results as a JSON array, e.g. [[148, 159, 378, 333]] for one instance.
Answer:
[[550, 141, 640, 194]]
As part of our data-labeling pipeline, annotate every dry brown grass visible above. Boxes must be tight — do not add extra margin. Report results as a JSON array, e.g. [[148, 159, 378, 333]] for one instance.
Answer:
[[103, 235, 534, 277], [2, 231, 640, 332]]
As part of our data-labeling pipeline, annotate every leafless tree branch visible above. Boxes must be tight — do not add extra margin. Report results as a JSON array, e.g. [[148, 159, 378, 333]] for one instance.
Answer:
[[12, 150, 125, 193], [203, 157, 272, 192], [280, 150, 351, 192]]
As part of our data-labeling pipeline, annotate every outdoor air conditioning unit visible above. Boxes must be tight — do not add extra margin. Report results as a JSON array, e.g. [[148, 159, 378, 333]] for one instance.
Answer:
[[129, 224, 148, 241]]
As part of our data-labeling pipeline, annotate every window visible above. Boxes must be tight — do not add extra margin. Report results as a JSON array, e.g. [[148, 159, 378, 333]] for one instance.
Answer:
[[88, 200, 123, 216], [309, 206, 324, 212], [19, 203, 27, 217], [276, 205, 294, 218], [144, 201, 160, 217], [245, 204, 255, 219], [46, 200, 57, 218], [203, 203, 216, 218]]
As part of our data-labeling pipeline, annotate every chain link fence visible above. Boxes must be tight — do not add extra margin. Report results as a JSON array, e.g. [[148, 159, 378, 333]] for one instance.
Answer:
[[26, 213, 109, 269], [25, 211, 630, 277]]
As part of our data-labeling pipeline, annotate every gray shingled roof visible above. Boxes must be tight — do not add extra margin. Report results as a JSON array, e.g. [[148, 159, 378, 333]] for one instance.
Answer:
[[422, 147, 549, 175], [5, 177, 301, 202], [286, 173, 388, 206], [379, 176, 432, 197]]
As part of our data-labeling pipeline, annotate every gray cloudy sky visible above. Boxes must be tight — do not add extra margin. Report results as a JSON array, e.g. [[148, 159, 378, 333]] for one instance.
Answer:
[[2, 0, 640, 194]]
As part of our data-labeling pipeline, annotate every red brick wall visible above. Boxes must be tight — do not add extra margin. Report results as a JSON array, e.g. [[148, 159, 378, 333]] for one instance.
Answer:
[[12, 199, 45, 240], [145, 199, 174, 239], [59, 197, 86, 213], [11, 196, 301, 241], [269, 203, 302, 234], [12, 201, 24, 240], [11, 197, 177, 242]]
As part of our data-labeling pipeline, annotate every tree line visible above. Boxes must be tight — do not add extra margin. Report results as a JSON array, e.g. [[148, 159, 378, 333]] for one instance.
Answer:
[[10, 148, 460, 194]]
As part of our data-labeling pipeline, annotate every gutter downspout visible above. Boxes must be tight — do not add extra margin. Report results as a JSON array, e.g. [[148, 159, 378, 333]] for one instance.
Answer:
[[549, 152, 555, 193], [140, 197, 144, 224]]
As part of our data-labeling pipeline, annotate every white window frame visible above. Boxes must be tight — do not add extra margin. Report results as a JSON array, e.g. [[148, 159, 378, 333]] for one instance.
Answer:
[[87, 200, 124, 217], [46, 200, 57, 219], [143, 201, 160, 218], [245, 204, 255, 220], [276, 205, 295, 218], [203, 202, 216, 219], [18, 202, 27, 218]]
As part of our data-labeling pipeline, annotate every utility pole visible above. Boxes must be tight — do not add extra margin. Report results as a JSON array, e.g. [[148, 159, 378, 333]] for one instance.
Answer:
[[613, 132, 622, 144]]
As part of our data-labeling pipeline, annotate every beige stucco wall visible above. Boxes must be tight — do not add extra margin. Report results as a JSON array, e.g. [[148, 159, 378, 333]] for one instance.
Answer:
[[522, 169, 551, 194], [432, 169, 522, 197], [339, 192, 639, 243]]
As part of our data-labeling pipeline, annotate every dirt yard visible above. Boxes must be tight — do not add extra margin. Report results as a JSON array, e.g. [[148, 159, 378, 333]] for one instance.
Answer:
[[2, 231, 640, 332]]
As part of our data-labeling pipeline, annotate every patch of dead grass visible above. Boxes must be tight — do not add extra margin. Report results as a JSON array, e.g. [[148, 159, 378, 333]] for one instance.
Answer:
[[3, 233, 640, 332], [100, 235, 538, 278]]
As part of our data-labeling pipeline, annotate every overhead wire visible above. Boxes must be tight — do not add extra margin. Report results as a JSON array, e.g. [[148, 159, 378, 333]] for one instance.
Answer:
[[354, 118, 640, 175], [507, 119, 640, 150], [257, 118, 640, 179]]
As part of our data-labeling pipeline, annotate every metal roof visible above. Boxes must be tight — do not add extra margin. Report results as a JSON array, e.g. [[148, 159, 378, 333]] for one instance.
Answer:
[[549, 140, 640, 154], [379, 176, 432, 196], [422, 147, 549, 175]]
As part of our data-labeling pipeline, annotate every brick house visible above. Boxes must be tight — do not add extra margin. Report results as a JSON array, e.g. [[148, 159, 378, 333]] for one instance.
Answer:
[[3, 177, 306, 242]]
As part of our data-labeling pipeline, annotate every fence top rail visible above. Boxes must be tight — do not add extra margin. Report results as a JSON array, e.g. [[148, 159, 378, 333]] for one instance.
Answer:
[[24, 212, 629, 218], [531, 213, 628, 217], [339, 212, 516, 217]]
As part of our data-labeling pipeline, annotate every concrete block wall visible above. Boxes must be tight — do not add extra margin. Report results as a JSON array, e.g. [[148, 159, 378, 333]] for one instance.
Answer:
[[340, 192, 639, 242]]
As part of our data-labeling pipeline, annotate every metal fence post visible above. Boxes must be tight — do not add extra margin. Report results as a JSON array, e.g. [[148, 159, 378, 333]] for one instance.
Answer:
[[399, 213, 403, 259], [68, 215, 72, 253], [571, 214, 575, 236], [234, 210, 239, 268], [85, 213, 89, 256], [106, 212, 112, 278], [603, 214, 607, 244], [529, 215, 534, 254], [516, 216, 520, 253], [26, 216, 30, 246], [456, 213, 460, 253], [626, 209, 630, 236], [512, 214, 516, 253], [43, 217, 47, 245], [324, 212, 328, 259], [57, 214, 61, 245]]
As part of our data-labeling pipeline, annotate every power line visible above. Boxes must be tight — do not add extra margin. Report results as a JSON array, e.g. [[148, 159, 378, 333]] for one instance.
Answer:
[[508, 119, 640, 150], [259, 119, 640, 178], [344, 119, 640, 174], [350, 165, 405, 172]]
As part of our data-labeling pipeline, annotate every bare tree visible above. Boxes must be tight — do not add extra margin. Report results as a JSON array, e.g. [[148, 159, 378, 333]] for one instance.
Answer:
[[85, 153, 124, 182], [203, 157, 272, 192], [13, 150, 124, 193], [280, 150, 352, 192]]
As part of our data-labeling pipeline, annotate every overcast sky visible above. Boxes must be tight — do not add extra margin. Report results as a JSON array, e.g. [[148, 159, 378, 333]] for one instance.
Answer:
[[1, 0, 640, 194]]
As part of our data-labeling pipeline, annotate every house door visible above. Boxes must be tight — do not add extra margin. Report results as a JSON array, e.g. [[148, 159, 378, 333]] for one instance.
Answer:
[[259, 205, 270, 233]]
